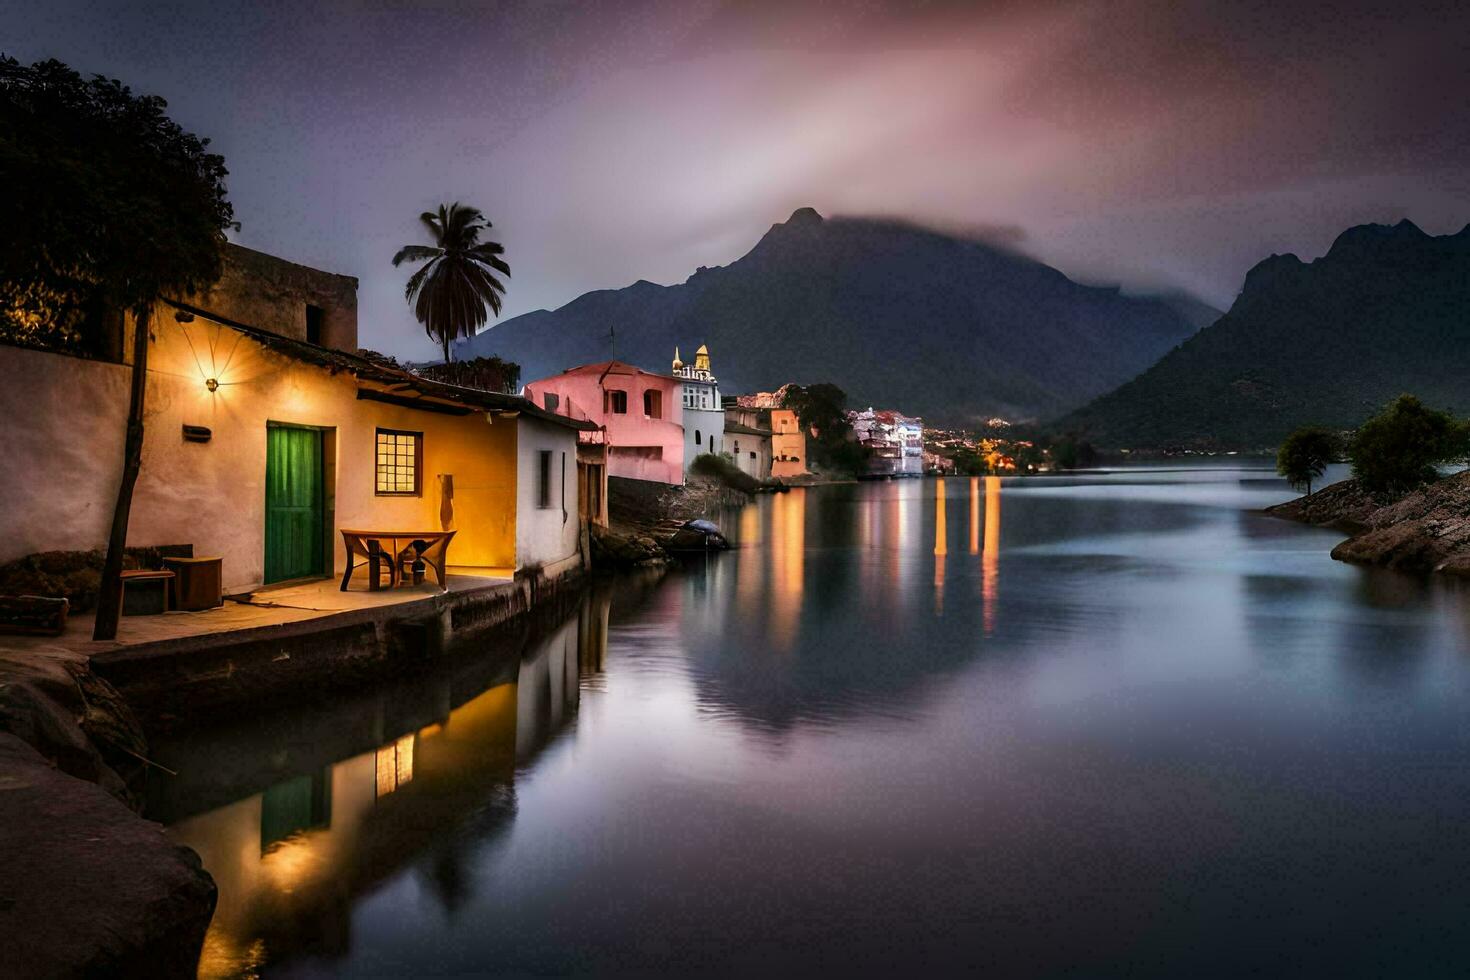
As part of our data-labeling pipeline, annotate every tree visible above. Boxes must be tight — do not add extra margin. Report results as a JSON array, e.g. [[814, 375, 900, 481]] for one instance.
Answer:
[[781, 383, 867, 475], [782, 383, 851, 442], [393, 203, 509, 364], [1276, 426, 1340, 496], [1347, 395, 1470, 495], [1050, 434, 1098, 471], [419, 355, 521, 393], [1, 58, 235, 640]]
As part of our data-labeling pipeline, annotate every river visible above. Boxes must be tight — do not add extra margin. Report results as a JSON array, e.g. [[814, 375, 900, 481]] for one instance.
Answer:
[[151, 466, 1470, 977]]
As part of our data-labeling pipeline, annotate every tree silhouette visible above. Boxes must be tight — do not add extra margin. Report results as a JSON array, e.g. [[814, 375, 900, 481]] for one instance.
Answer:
[[1, 57, 235, 639], [1276, 426, 1340, 496], [393, 203, 509, 364]]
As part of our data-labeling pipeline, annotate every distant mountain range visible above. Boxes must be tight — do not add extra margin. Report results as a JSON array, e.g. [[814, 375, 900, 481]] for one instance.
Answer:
[[1055, 220, 1470, 449], [457, 208, 1215, 422]]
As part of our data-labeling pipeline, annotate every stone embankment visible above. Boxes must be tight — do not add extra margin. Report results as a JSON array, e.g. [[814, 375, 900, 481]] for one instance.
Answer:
[[1267, 472, 1470, 575]]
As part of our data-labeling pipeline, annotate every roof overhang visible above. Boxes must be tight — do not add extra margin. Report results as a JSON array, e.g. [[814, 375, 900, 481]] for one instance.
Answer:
[[161, 296, 596, 432]]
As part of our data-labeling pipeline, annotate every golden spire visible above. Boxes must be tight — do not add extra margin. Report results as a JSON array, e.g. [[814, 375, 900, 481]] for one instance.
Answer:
[[672, 346, 683, 371], [694, 344, 711, 372]]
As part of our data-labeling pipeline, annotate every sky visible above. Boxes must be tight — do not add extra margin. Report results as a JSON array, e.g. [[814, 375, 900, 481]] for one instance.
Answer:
[[6, 0, 1469, 360]]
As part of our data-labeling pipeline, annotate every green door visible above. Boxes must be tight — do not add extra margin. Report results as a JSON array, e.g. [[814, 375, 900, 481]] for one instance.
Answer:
[[265, 424, 324, 583]]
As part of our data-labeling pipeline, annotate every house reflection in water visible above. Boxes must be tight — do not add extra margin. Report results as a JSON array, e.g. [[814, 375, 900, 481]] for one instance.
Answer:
[[769, 488, 806, 651], [165, 599, 608, 979], [982, 476, 1001, 634], [968, 477, 980, 556], [933, 479, 947, 612]]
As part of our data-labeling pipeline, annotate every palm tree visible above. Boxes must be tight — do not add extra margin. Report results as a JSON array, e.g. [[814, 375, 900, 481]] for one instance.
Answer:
[[392, 203, 509, 363]]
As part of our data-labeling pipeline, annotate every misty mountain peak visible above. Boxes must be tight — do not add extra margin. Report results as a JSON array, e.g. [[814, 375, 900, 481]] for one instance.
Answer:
[[459, 207, 1205, 422]]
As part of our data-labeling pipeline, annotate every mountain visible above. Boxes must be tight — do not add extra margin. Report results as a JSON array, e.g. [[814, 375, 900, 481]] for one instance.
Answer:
[[457, 208, 1212, 422], [1054, 220, 1470, 449]]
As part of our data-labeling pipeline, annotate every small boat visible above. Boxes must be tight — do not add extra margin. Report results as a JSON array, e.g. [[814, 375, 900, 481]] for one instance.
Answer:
[[655, 518, 730, 553]]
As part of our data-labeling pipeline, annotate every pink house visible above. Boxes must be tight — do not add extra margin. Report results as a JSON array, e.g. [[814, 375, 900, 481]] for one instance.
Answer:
[[523, 361, 685, 485]]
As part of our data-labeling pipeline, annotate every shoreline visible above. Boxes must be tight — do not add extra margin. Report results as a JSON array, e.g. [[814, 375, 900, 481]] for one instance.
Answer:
[[1265, 472, 1470, 576]]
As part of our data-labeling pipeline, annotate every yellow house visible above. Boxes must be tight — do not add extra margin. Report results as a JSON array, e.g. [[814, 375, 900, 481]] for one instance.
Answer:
[[0, 245, 593, 592], [770, 408, 809, 479]]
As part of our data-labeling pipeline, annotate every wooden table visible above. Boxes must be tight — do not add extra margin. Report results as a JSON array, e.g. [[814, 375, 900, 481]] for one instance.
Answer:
[[339, 530, 456, 592], [162, 556, 223, 610]]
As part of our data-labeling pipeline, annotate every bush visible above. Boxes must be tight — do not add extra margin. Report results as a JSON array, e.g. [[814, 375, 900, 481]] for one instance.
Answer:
[[1347, 395, 1470, 494], [0, 547, 185, 612], [1276, 426, 1341, 495], [689, 452, 761, 493]]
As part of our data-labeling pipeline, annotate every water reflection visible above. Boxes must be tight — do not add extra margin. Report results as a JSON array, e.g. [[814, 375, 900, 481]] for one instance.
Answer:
[[769, 488, 805, 651], [933, 478, 947, 612], [154, 468, 1470, 978], [157, 598, 607, 978], [968, 476, 980, 555], [983, 475, 1000, 634]]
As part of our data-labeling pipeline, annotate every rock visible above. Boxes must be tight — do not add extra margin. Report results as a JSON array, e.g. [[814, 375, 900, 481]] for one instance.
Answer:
[[0, 733, 216, 978], [1271, 472, 1470, 575], [1327, 471, 1470, 574], [1264, 477, 1396, 530], [589, 525, 668, 570], [0, 658, 145, 802]]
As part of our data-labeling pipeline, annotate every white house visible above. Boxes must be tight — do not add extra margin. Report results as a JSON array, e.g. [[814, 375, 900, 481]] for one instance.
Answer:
[[673, 344, 725, 472]]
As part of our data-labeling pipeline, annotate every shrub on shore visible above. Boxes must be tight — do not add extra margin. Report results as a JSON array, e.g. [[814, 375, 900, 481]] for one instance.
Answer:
[[1347, 395, 1470, 494], [689, 452, 762, 493]]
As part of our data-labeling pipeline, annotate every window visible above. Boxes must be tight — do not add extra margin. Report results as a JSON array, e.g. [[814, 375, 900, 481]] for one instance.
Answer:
[[604, 389, 628, 414], [375, 429, 421, 495], [734, 441, 740, 455], [644, 389, 662, 419], [305, 304, 324, 345], [750, 451, 757, 459], [537, 450, 552, 509], [695, 430, 701, 445]]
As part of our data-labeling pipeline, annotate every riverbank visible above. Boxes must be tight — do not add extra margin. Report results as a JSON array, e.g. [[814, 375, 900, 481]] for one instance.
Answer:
[[0, 560, 591, 976], [1266, 471, 1470, 574]]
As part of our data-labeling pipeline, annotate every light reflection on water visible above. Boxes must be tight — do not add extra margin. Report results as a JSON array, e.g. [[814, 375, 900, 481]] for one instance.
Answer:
[[155, 465, 1470, 977]]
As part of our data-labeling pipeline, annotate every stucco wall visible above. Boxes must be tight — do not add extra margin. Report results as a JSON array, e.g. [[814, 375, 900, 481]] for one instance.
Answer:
[[727, 431, 771, 480], [770, 409, 809, 478], [683, 406, 726, 471], [184, 244, 359, 352], [0, 315, 525, 591], [514, 415, 581, 570], [524, 369, 685, 485]]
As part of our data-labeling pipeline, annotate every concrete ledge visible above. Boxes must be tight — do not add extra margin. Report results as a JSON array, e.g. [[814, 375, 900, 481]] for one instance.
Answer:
[[93, 567, 586, 732]]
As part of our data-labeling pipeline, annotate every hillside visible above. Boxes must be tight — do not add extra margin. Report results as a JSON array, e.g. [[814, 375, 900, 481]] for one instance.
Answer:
[[457, 208, 1212, 422], [1055, 220, 1470, 449]]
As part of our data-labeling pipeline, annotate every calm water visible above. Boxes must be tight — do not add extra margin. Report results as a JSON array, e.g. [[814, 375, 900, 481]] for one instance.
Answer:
[[153, 466, 1470, 978]]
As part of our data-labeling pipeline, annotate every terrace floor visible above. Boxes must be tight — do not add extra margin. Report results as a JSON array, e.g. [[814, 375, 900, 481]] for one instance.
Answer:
[[0, 569, 513, 672]]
